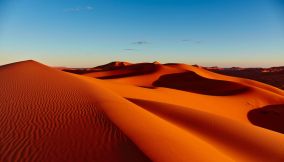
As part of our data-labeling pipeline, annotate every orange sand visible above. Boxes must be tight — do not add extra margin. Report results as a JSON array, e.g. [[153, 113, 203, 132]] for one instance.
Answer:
[[1, 60, 284, 162]]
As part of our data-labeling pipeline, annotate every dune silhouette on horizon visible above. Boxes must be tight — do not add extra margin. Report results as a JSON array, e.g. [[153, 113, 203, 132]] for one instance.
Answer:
[[1, 60, 284, 162]]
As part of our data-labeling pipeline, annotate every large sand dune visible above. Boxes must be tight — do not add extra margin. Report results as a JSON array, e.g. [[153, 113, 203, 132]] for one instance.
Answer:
[[1, 60, 284, 161], [0, 61, 149, 162]]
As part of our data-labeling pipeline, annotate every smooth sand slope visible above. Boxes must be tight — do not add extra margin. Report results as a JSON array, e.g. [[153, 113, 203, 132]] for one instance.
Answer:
[[83, 62, 284, 122], [81, 61, 284, 161], [129, 99, 284, 162], [0, 61, 149, 162], [1, 60, 284, 162]]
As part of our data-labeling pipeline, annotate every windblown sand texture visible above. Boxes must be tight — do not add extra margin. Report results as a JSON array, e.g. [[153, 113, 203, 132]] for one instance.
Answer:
[[1, 60, 284, 162]]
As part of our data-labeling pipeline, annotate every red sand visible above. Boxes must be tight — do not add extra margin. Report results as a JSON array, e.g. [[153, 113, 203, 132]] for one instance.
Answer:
[[1, 60, 284, 162], [0, 61, 149, 162]]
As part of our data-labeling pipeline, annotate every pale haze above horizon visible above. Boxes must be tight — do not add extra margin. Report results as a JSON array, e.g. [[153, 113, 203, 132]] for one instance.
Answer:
[[0, 0, 284, 68]]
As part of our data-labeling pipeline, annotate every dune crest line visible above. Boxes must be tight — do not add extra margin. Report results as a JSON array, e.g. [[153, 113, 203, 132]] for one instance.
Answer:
[[1, 60, 284, 162], [0, 60, 150, 162]]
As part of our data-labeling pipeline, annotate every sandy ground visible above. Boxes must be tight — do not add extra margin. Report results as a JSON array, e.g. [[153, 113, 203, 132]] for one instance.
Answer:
[[1, 60, 284, 162]]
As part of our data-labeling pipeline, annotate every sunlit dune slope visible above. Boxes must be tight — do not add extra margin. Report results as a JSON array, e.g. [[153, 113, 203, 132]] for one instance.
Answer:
[[79, 62, 284, 161], [84, 62, 284, 123], [0, 60, 150, 162], [129, 99, 284, 162], [76, 75, 235, 162], [1, 60, 284, 162], [83, 62, 284, 96], [73, 61, 284, 130]]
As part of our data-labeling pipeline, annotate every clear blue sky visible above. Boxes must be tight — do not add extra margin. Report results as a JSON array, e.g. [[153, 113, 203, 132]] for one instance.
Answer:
[[0, 0, 283, 67]]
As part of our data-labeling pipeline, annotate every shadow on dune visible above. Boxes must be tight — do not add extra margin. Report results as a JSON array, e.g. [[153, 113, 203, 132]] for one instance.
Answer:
[[248, 104, 284, 134], [63, 69, 99, 74], [152, 71, 249, 96], [127, 98, 284, 161]]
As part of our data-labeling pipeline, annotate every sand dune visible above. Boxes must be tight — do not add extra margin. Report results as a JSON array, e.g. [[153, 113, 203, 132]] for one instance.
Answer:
[[129, 99, 284, 162], [95, 61, 132, 70], [153, 71, 250, 96], [92, 76, 284, 123], [82, 62, 284, 96], [248, 104, 284, 134], [0, 60, 149, 162], [83, 62, 186, 86], [84, 62, 164, 80], [1, 60, 284, 161], [209, 66, 284, 90]]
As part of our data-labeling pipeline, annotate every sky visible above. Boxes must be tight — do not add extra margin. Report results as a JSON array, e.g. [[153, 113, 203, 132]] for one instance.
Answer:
[[0, 0, 284, 67]]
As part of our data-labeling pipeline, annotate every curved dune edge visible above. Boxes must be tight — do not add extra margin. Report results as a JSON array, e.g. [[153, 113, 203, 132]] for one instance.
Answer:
[[84, 63, 161, 79], [248, 104, 284, 134], [82, 62, 284, 97], [127, 98, 284, 162], [152, 71, 250, 96], [1, 60, 284, 162], [76, 74, 284, 162], [0, 60, 150, 162], [84, 63, 186, 87], [172, 64, 284, 96], [76, 74, 234, 162], [95, 79, 284, 122]]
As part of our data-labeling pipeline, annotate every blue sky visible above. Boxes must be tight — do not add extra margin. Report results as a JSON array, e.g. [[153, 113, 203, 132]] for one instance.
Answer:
[[0, 0, 283, 67]]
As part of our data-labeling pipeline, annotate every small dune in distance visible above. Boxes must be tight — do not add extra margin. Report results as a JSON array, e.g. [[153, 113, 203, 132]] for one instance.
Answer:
[[207, 66, 284, 90], [1, 60, 284, 162]]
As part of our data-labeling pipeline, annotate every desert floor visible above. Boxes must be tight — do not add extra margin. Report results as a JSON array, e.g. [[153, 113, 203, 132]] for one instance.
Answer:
[[1, 60, 284, 162]]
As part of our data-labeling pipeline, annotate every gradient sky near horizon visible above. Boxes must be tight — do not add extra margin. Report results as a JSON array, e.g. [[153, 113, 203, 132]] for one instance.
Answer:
[[0, 0, 284, 67]]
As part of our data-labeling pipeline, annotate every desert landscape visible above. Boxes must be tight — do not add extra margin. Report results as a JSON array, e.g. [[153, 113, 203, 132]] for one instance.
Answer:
[[1, 0, 284, 161], [0, 60, 284, 162]]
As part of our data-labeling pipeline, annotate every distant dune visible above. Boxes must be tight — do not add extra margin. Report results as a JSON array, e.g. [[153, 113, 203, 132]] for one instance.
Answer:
[[1, 60, 284, 162], [208, 66, 284, 90]]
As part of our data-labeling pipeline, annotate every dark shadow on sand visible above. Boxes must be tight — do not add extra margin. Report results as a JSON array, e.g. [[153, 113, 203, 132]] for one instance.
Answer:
[[248, 104, 284, 134], [153, 71, 249, 96]]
